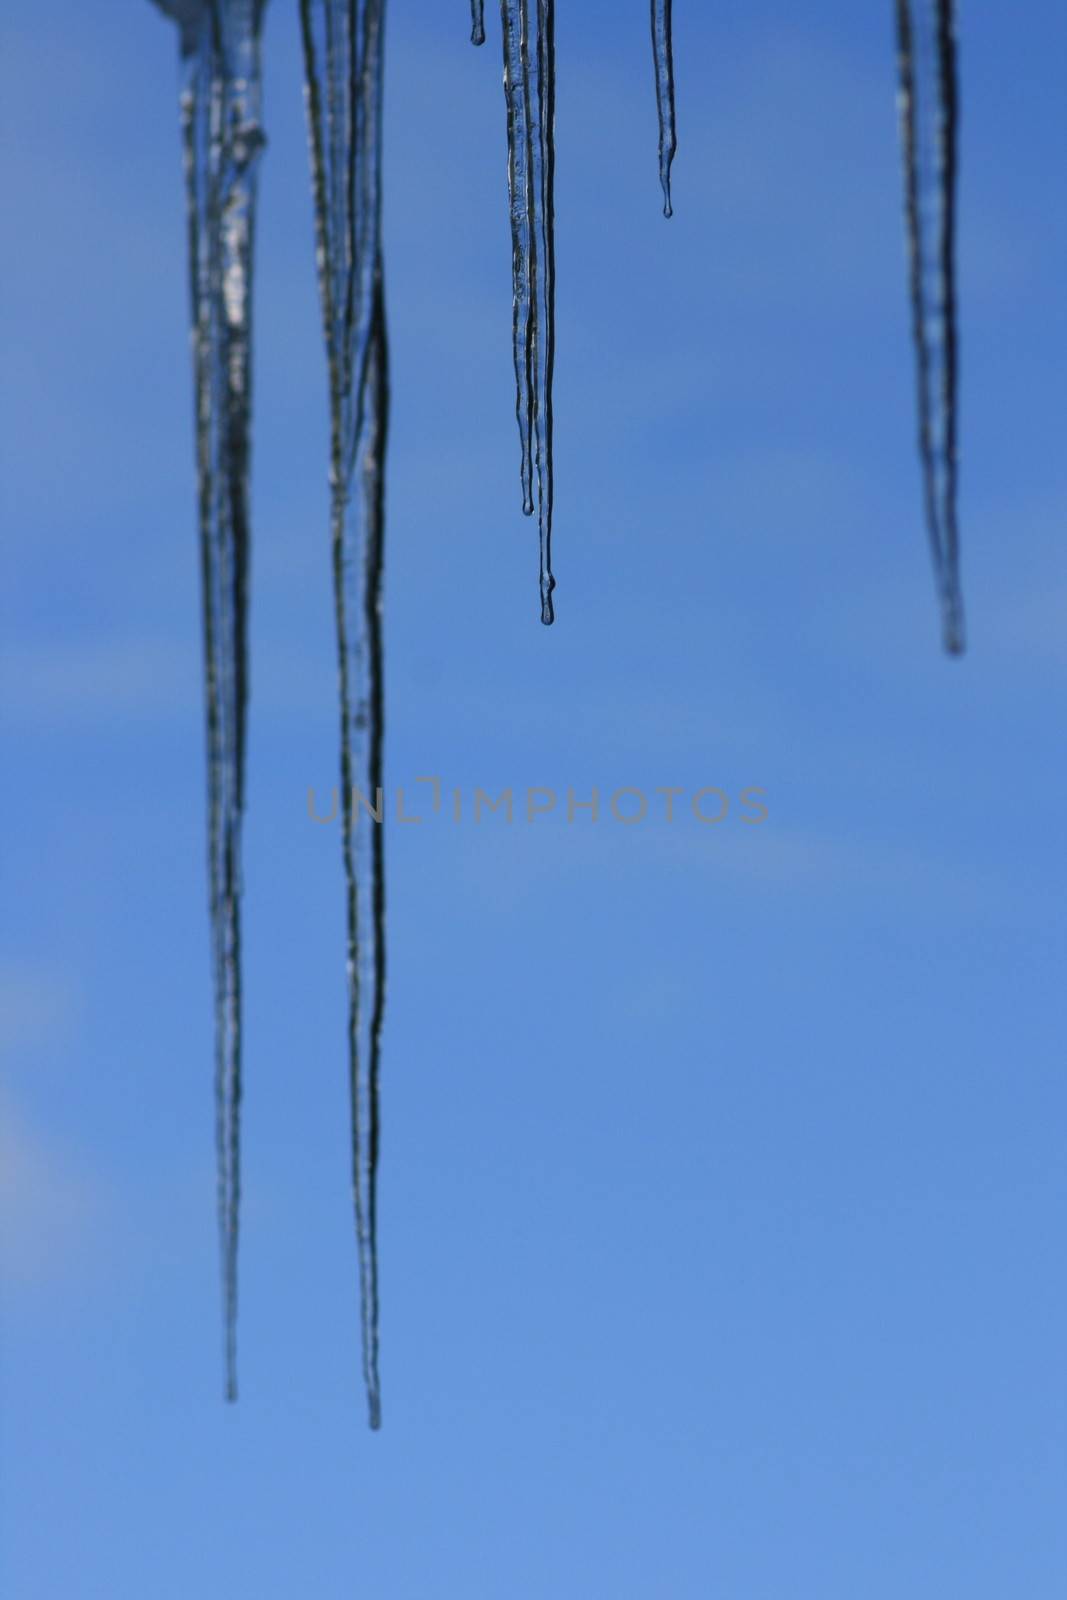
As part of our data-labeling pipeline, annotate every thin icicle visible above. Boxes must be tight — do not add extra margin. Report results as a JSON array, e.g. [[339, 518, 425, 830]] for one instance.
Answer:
[[471, 1, 486, 47], [500, 2, 535, 522], [154, 0, 267, 1403], [894, 0, 964, 653], [299, 0, 389, 1431], [498, 0, 556, 622], [650, 0, 676, 217], [531, 0, 556, 624]]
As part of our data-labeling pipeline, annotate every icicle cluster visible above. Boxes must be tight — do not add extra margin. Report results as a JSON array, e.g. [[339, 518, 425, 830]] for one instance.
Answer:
[[475, 2, 557, 623], [155, 0, 267, 1402], [147, 0, 970, 1431], [299, 0, 389, 1431], [894, 0, 964, 653]]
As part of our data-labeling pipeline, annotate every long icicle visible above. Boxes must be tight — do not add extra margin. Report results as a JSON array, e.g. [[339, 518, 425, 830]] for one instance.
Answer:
[[300, 0, 389, 1431], [532, 0, 556, 624], [650, 1, 676, 217], [894, 0, 963, 653], [498, 1, 556, 622], [156, 0, 267, 1402]]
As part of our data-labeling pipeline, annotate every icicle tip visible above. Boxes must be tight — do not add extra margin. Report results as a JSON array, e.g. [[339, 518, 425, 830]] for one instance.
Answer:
[[470, 1, 485, 47], [941, 595, 966, 657]]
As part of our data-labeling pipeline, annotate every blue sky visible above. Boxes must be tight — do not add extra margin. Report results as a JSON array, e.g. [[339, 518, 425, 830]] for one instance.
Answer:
[[2, 3, 1065, 1596]]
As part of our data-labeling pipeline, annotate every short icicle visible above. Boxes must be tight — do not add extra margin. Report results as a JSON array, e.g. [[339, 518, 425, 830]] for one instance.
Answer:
[[299, 0, 389, 1430], [894, 0, 964, 653], [651, 0, 677, 216], [497, 1, 556, 621], [470, 1, 485, 47], [154, 0, 268, 1404]]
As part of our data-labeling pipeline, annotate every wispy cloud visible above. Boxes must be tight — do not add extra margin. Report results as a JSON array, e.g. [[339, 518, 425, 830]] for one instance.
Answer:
[[0, 637, 197, 724], [0, 635, 345, 725], [0, 1093, 108, 1292], [0, 963, 81, 1055]]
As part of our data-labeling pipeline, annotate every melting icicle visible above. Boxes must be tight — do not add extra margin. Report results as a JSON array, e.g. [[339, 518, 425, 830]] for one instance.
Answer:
[[470, 1, 486, 48], [496, 1, 556, 623], [154, 0, 267, 1402], [894, 0, 964, 653], [650, 0, 676, 217], [299, 0, 389, 1430]]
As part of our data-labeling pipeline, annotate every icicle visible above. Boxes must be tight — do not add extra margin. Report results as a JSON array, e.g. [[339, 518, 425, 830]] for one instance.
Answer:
[[650, 0, 676, 217], [470, 1, 486, 47], [153, 0, 267, 1403], [894, 0, 964, 653], [498, 1, 556, 622], [299, 0, 389, 1431], [500, 3, 534, 522]]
